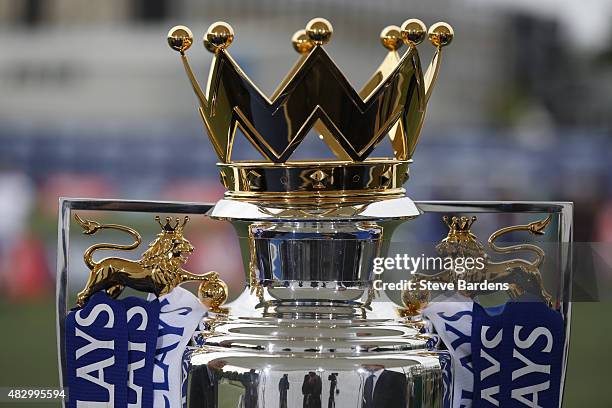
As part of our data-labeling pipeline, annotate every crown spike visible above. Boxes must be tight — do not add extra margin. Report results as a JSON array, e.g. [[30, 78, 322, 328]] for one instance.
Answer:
[[305, 18, 333, 46], [155, 215, 164, 229], [467, 216, 477, 229], [401, 19, 427, 47], [180, 216, 189, 229], [422, 22, 453, 104], [443, 215, 451, 228], [204, 21, 234, 53], [404, 19, 454, 157], [380, 25, 403, 51], [168, 25, 208, 108]]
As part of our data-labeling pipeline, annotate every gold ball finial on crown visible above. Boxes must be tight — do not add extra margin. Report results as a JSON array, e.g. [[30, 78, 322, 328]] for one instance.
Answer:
[[380, 25, 403, 51], [401, 19, 427, 46], [428, 22, 454, 47], [167, 25, 194, 53], [292, 29, 315, 54], [305, 17, 333, 46], [204, 21, 235, 53]]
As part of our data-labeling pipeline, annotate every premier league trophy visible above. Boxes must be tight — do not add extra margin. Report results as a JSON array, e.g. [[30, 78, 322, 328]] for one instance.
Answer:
[[56, 17, 573, 408]]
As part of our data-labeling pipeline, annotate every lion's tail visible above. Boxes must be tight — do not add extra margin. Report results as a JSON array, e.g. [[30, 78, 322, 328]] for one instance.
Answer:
[[75, 214, 142, 270], [488, 215, 552, 268]]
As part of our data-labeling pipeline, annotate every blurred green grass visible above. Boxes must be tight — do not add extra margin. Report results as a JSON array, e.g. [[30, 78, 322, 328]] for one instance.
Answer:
[[0, 300, 609, 406], [0, 299, 59, 407]]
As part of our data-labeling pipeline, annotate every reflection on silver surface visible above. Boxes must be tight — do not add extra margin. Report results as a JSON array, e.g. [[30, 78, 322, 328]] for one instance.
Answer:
[[252, 222, 382, 285], [57, 199, 573, 408], [187, 280, 449, 407], [187, 346, 448, 408]]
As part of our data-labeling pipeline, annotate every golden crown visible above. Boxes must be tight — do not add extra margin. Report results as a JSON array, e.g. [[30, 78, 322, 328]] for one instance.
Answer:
[[444, 215, 477, 233], [441, 215, 480, 244], [167, 18, 453, 204], [155, 215, 189, 233]]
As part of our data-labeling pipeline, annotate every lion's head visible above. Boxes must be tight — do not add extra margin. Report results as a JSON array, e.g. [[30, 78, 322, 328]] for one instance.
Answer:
[[141, 216, 194, 272]]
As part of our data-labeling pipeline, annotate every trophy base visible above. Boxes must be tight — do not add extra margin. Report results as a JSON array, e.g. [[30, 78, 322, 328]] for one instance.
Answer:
[[186, 287, 450, 407]]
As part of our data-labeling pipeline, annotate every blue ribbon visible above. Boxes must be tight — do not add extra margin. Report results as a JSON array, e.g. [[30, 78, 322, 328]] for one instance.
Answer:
[[472, 300, 564, 407], [66, 292, 129, 408], [123, 297, 160, 408], [66, 293, 164, 408]]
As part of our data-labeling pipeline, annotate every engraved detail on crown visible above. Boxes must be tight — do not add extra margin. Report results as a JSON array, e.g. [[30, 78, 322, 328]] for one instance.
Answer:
[[167, 18, 453, 202], [309, 170, 330, 189]]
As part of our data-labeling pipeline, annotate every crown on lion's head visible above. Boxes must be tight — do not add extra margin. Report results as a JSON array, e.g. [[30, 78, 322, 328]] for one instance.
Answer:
[[167, 18, 453, 204], [437, 216, 484, 259], [141, 216, 194, 271]]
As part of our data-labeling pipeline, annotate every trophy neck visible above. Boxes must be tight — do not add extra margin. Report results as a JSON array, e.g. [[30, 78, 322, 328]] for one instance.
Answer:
[[251, 221, 383, 282], [228, 219, 406, 311]]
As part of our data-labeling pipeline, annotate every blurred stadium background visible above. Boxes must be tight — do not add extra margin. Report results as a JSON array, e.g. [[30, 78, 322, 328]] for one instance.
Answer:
[[0, 0, 611, 406]]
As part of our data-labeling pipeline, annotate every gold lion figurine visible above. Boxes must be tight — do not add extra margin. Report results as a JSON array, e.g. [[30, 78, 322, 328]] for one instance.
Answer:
[[74, 214, 227, 310], [401, 215, 553, 316]]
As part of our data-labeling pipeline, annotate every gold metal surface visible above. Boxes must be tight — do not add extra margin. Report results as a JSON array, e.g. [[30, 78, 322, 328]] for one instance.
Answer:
[[167, 17, 453, 204], [74, 214, 226, 308], [486, 215, 553, 304], [204, 21, 234, 53], [167, 25, 193, 53], [436, 215, 484, 258], [401, 215, 553, 315], [428, 22, 454, 47], [305, 17, 333, 46], [248, 224, 265, 302], [423, 22, 453, 105], [400, 19, 427, 46], [198, 273, 229, 314], [380, 25, 403, 51], [291, 29, 314, 54], [217, 159, 409, 200]]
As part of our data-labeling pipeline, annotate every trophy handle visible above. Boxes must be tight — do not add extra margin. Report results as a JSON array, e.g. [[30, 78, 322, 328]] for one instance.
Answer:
[[56, 198, 217, 407]]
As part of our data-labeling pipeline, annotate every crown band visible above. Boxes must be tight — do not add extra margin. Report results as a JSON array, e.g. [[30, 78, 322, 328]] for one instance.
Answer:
[[218, 159, 409, 203]]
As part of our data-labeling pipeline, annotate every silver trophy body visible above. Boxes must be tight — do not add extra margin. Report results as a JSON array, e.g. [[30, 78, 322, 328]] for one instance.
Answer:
[[57, 199, 572, 407]]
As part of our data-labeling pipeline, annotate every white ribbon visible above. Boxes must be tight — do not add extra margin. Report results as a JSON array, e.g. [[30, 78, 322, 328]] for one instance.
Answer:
[[422, 293, 474, 408], [149, 287, 206, 408]]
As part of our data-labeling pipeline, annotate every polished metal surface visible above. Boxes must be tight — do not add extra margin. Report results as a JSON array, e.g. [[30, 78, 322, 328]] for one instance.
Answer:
[[187, 276, 446, 407], [57, 200, 573, 408], [251, 222, 382, 286], [55, 198, 216, 404], [186, 342, 448, 407], [167, 18, 454, 207], [72, 214, 226, 308], [217, 159, 410, 200], [59, 15, 571, 408], [402, 214, 555, 316], [199, 44, 420, 163], [207, 197, 421, 221]]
